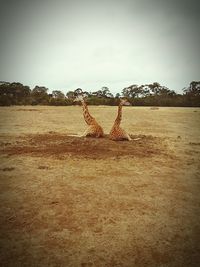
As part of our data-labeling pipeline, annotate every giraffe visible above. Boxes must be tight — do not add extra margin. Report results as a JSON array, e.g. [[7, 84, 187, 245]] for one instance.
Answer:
[[74, 95, 104, 138], [109, 98, 132, 141]]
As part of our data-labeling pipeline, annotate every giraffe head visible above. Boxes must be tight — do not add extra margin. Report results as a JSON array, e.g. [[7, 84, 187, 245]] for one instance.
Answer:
[[120, 98, 131, 106], [73, 94, 84, 103]]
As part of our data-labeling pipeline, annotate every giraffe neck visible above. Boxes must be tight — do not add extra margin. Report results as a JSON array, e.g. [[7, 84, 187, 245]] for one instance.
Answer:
[[114, 103, 122, 127], [81, 100, 95, 125]]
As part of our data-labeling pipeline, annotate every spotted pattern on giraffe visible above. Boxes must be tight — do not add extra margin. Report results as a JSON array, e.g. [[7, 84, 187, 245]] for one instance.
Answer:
[[109, 99, 131, 141], [74, 95, 104, 138]]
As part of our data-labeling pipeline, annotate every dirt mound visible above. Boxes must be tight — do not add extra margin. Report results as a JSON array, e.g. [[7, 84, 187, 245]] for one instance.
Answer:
[[2, 133, 166, 159]]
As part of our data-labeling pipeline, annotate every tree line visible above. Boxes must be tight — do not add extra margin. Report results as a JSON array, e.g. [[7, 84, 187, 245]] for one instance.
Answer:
[[0, 81, 199, 107]]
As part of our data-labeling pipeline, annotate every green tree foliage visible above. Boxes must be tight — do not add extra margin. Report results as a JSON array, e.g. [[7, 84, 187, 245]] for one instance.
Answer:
[[87, 87, 116, 105], [52, 90, 65, 99], [49, 90, 66, 105], [184, 81, 200, 96], [122, 84, 143, 98], [66, 91, 76, 100], [31, 86, 49, 105], [92, 87, 113, 98], [122, 82, 181, 106], [0, 81, 199, 106], [115, 93, 121, 98], [183, 81, 200, 106], [0, 82, 31, 105]]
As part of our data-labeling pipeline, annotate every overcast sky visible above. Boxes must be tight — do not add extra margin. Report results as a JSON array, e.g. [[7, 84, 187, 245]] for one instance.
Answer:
[[0, 0, 199, 94]]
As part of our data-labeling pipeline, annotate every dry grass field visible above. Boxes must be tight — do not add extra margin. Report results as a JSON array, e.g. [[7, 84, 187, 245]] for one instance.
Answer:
[[0, 105, 200, 267]]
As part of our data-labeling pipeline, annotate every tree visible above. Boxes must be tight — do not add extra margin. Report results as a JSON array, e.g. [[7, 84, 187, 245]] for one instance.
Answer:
[[115, 93, 121, 98], [183, 81, 200, 107], [66, 91, 75, 99], [52, 90, 65, 99], [0, 82, 12, 105], [122, 84, 143, 98], [145, 82, 175, 96], [92, 87, 113, 98], [31, 86, 49, 104], [100, 87, 113, 98], [148, 82, 162, 95], [0, 82, 31, 105], [183, 81, 200, 96]]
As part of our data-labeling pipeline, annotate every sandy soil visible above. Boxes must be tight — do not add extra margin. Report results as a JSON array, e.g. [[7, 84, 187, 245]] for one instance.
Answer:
[[0, 105, 200, 267]]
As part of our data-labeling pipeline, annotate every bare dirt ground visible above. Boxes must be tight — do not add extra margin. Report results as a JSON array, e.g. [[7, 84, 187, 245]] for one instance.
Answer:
[[0, 105, 200, 267]]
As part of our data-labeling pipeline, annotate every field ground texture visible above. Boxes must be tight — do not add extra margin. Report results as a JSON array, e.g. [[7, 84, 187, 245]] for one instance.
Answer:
[[0, 106, 200, 267]]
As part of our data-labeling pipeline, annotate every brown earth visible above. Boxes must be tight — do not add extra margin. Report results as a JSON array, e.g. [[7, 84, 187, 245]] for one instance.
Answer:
[[1, 133, 167, 160], [0, 106, 200, 267]]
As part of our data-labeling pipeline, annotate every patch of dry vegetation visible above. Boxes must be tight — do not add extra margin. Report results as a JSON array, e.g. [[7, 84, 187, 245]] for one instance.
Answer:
[[0, 106, 200, 267]]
